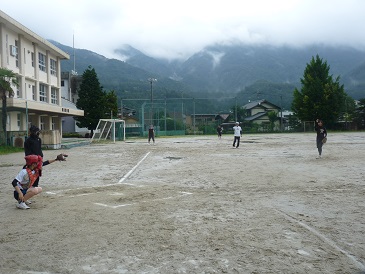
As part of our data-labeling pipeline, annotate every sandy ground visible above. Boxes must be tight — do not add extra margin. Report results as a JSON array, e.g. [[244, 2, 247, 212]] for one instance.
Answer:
[[0, 132, 365, 274]]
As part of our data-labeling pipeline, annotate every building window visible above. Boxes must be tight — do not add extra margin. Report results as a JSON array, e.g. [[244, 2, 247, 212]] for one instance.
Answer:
[[16, 86, 20, 97], [50, 59, 57, 75], [17, 113, 21, 127], [15, 40, 19, 67], [38, 52, 46, 72], [40, 116, 45, 130], [39, 84, 47, 102], [32, 85, 36, 100], [61, 80, 64, 87], [52, 117, 56, 130], [51, 87, 58, 104], [31, 52, 34, 67]]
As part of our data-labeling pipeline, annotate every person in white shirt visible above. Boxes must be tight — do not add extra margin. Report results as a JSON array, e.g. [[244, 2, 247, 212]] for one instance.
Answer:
[[232, 122, 242, 148], [12, 154, 68, 209]]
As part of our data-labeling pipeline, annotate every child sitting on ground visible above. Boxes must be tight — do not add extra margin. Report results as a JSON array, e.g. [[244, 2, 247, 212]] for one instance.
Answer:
[[12, 153, 68, 209]]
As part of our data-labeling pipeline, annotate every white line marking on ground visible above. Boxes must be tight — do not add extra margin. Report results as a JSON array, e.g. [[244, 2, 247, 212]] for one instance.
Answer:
[[72, 193, 94, 197], [93, 191, 192, 209], [275, 209, 365, 271], [94, 202, 135, 208], [118, 152, 150, 184], [45, 152, 151, 195]]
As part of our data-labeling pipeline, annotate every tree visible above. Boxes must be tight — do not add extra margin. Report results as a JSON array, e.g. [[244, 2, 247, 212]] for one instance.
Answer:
[[105, 90, 118, 118], [0, 68, 18, 145], [353, 98, 365, 130], [292, 55, 347, 128], [267, 111, 278, 132], [75, 66, 107, 136], [228, 106, 247, 122]]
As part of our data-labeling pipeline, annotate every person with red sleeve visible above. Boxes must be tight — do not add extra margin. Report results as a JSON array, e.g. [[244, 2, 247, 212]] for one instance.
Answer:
[[12, 154, 68, 209]]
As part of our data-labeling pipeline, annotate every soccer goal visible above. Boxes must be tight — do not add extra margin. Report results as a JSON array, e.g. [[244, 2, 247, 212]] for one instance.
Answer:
[[303, 121, 315, 132], [91, 119, 125, 143]]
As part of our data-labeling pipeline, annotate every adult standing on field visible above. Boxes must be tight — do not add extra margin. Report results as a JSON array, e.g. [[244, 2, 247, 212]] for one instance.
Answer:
[[315, 119, 327, 158], [24, 125, 43, 187], [148, 124, 155, 144], [24, 125, 43, 158], [232, 122, 242, 148], [217, 125, 223, 139]]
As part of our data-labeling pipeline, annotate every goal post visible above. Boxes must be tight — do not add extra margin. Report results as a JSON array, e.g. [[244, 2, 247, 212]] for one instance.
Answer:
[[91, 119, 125, 143], [303, 121, 315, 132]]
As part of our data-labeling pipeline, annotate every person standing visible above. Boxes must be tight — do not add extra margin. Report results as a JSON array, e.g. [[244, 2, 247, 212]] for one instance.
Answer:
[[24, 125, 43, 158], [148, 125, 155, 144], [24, 125, 43, 187], [232, 122, 242, 148], [217, 125, 223, 139], [315, 119, 327, 158]]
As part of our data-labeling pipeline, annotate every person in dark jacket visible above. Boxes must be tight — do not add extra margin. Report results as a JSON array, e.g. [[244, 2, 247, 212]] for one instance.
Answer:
[[24, 125, 43, 187], [24, 125, 43, 157], [315, 119, 327, 158], [217, 125, 223, 139], [148, 125, 155, 144]]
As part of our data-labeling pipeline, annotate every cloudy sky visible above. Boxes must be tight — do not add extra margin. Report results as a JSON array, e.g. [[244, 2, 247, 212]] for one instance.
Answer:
[[1, 0, 365, 60]]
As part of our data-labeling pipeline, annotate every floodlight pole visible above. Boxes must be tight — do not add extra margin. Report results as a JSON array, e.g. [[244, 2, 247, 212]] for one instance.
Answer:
[[148, 78, 157, 126], [280, 95, 283, 131]]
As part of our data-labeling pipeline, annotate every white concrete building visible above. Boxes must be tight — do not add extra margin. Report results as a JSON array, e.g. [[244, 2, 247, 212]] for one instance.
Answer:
[[0, 10, 83, 146]]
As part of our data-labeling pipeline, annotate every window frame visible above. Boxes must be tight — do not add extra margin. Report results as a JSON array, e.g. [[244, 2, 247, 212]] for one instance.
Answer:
[[50, 59, 57, 75], [39, 84, 47, 102], [38, 52, 46, 72], [51, 87, 58, 104]]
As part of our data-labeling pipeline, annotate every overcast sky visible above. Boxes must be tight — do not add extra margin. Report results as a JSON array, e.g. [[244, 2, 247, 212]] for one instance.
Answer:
[[1, 0, 365, 61]]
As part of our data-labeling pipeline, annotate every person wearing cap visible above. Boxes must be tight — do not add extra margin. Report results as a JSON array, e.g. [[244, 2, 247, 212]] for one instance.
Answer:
[[232, 122, 242, 148], [24, 125, 43, 187], [11, 154, 68, 209], [24, 125, 43, 158]]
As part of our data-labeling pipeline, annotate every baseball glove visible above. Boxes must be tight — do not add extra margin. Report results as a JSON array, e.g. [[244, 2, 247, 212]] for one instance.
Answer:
[[56, 153, 68, 161], [322, 137, 327, 144]]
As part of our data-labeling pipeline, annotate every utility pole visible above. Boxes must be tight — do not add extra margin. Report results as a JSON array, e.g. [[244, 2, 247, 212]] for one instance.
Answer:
[[280, 95, 283, 131], [148, 78, 157, 126]]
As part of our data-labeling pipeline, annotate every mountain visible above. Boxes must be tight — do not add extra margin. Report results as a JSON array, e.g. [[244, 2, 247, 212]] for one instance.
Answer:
[[113, 42, 365, 97], [50, 40, 365, 112]]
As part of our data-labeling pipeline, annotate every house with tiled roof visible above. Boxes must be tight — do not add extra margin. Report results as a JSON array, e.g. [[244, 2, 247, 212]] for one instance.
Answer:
[[242, 99, 282, 131]]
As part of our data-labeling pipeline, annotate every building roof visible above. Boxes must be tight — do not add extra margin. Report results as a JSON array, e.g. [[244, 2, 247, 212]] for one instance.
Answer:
[[215, 113, 230, 121], [244, 112, 268, 121], [0, 10, 69, 59], [243, 99, 281, 110]]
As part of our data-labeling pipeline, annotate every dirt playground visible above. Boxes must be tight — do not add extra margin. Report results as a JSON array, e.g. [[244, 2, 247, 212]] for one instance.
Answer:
[[1, 132, 364, 274]]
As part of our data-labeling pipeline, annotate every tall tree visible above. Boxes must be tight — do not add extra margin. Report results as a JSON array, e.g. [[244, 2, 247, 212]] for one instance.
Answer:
[[105, 90, 118, 118], [267, 111, 278, 132], [0, 68, 18, 145], [75, 66, 106, 136], [292, 55, 347, 128], [228, 105, 247, 123]]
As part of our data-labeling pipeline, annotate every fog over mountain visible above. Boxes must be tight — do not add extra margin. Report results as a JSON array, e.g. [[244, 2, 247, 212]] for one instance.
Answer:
[[53, 40, 365, 112]]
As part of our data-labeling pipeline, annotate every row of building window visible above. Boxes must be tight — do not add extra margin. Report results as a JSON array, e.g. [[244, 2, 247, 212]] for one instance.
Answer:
[[39, 85, 59, 104], [16, 84, 58, 104], [16, 114, 58, 130], [12, 40, 57, 75]]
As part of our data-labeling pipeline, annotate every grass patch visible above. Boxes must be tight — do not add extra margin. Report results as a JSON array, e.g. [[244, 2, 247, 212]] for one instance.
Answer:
[[0, 146, 24, 155]]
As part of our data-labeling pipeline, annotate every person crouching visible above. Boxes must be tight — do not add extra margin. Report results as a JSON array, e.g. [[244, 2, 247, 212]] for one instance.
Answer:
[[12, 155, 42, 209], [12, 153, 68, 209]]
